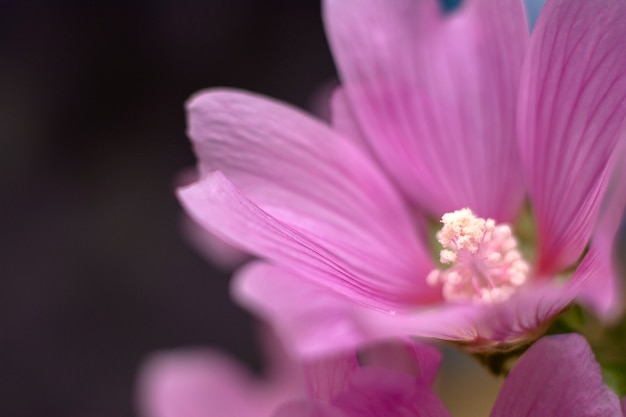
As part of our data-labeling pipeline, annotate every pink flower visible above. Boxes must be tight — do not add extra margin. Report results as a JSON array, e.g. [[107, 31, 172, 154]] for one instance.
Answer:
[[136, 334, 443, 417], [278, 334, 625, 417], [486, 334, 623, 417], [136, 329, 307, 417], [137, 334, 624, 417], [178, 0, 626, 353]]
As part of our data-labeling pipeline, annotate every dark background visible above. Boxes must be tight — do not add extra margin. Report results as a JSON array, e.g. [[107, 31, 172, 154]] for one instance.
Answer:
[[1, 2, 336, 416]]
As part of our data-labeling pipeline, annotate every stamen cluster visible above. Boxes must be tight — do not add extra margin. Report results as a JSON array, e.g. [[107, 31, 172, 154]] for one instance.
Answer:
[[427, 208, 529, 303]]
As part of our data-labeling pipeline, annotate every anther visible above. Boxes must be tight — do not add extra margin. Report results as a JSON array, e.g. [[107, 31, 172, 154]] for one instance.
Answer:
[[428, 208, 529, 303]]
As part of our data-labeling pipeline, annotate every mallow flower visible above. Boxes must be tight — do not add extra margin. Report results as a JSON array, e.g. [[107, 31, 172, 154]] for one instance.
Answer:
[[137, 333, 624, 417], [136, 329, 308, 417], [136, 332, 443, 417], [178, 0, 626, 353]]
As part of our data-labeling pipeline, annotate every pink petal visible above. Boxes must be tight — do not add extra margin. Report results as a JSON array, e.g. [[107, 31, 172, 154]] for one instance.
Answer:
[[324, 0, 528, 221], [273, 373, 452, 417], [234, 262, 456, 373], [237, 261, 575, 351], [232, 262, 370, 357], [471, 284, 573, 343], [568, 151, 626, 320], [176, 169, 250, 270], [272, 344, 448, 417], [181, 215, 249, 270], [490, 334, 622, 416], [301, 339, 442, 403], [356, 339, 442, 387], [136, 349, 291, 417], [358, 283, 573, 345], [518, 0, 626, 273], [180, 90, 437, 306], [302, 350, 360, 403], [234, 257, 463, 349], [329, 87, 369, 151], [331, 368, 451, 417]]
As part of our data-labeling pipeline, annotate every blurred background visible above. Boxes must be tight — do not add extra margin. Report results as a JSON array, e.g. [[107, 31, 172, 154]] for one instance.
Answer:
[[1, 1, 336, 416]]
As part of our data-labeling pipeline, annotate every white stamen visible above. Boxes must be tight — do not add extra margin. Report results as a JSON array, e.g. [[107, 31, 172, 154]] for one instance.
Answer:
[[428, 208, 529, 304]]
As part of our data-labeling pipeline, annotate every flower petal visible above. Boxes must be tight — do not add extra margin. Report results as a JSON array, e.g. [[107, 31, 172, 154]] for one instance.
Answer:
[[235, 260, 478, 344], [490, 334, 622, 416], [473, 284, 572, 343], [518, 0, 626, 273], [232, 261, 370, 356], [567, 153, 626, 320], [324, 0, 528, 221], [136, 349, 290, 417], [235, 262, 462, 365], [236, 262, 573, 349], [273, 345, 448, 417], [181, 215, 249, 270], [302, 339, 443, 404], [304, 339, 441, 410], [330, 87, 369, 151], [302, 350, 360, 403], [331, 368, 451, 417], [358, 282, 573, 346], [357, 339, 442, 387], [176, 169, 250, 270], [273, 372, 452, 417], [180, 90, 438, 307]]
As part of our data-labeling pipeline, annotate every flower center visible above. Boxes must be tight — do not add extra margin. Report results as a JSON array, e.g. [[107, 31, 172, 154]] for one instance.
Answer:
[[427, 208, 529, 304]]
